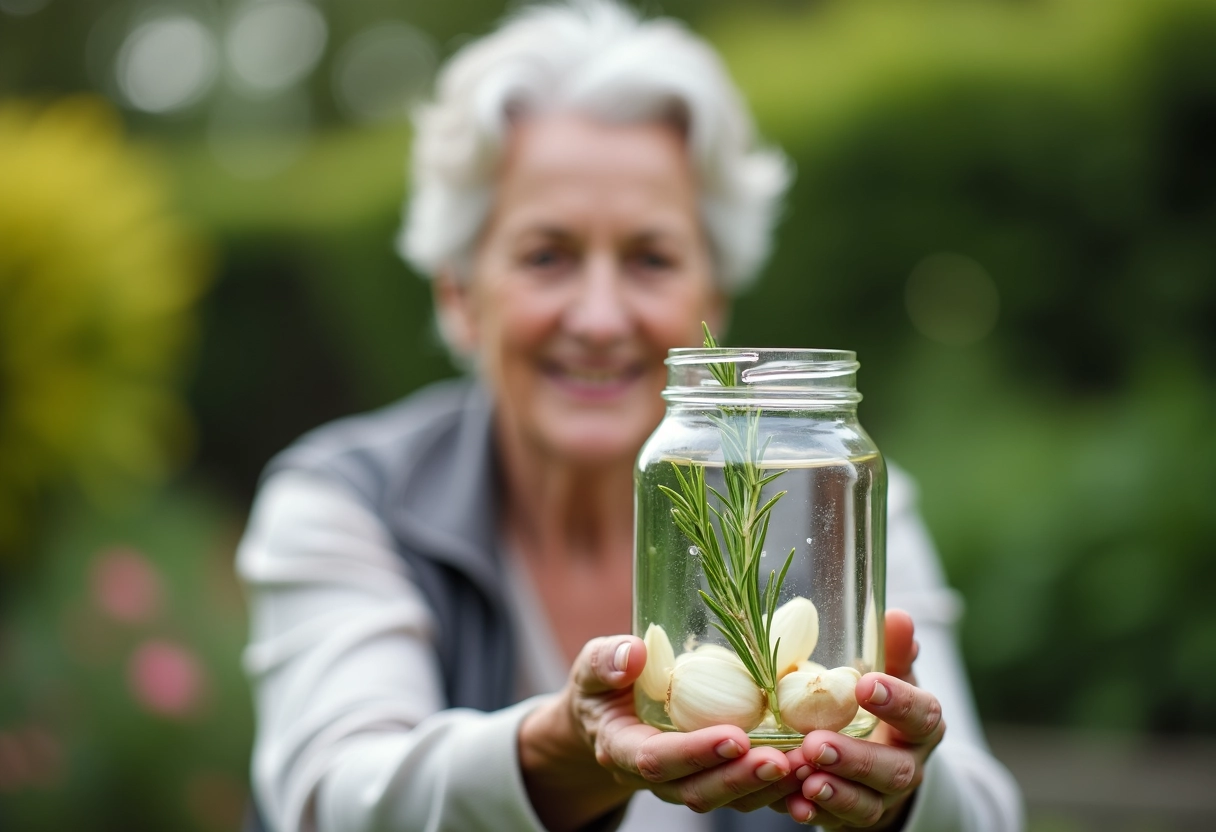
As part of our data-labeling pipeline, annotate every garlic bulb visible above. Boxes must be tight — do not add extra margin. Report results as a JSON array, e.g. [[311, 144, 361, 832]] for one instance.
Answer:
[[639, 623, 676, 702], [796, 660, 828, 674], [769, 596, 820, 677], [666, 654, 767, 732], [677, 643, 745, 666], [776, 665, 861, 733]]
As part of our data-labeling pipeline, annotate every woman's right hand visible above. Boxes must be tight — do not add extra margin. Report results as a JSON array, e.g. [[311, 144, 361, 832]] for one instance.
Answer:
[[519, 635, 803, 832]]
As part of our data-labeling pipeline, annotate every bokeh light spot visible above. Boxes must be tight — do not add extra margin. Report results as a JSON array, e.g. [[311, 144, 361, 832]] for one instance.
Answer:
[[128, 639, 207, 718], [332, 22, 436, 123], [905, 252, 1000, 346], [116, 15, 218, 113], [91, 546, 164, 623], [226, 0, 327, 94]]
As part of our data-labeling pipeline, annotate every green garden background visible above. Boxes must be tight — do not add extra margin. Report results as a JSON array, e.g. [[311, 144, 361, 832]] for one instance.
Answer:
[[1, 0, 1214, 829]]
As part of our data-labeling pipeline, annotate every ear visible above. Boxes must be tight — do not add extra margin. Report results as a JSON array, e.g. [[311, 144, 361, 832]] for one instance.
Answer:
[[432, 267, 479, 356]]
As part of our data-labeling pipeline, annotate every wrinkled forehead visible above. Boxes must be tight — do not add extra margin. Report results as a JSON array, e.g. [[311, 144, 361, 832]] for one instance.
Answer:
[[490, 113, 702, 237]]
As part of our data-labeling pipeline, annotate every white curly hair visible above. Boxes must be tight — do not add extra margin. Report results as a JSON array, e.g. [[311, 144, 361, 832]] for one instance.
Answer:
[[398, 0, 791, 293]]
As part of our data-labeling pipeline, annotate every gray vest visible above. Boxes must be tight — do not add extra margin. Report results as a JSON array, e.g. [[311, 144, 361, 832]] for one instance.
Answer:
[[250, 379, 811, 832]]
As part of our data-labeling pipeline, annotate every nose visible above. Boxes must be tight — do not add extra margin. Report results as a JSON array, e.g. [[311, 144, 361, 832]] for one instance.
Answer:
[[563, 250, 632, 345]]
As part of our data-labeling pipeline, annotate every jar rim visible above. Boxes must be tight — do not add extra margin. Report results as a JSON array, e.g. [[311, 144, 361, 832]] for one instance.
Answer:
[[664, 347, 863, 407]]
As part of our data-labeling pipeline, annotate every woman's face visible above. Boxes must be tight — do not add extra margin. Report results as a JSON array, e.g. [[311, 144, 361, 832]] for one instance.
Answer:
[[438, 114, 723, 466]]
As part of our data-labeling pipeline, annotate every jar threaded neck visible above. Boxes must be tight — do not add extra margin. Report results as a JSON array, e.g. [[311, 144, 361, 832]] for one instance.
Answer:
[[664, 348, 862, 408]]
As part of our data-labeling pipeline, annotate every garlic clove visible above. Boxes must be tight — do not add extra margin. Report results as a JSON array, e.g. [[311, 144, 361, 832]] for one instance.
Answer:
[[769, 596, 820, 677], [666, 655, 767, 732], [639, 623, 677, 702], [687, 643, 745, 665], [674, 643, 745, 668], [796, 660, 828, 674], [776, 665, 861, 734]]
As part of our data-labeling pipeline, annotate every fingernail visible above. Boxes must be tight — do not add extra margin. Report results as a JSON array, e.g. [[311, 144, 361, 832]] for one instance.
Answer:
[[814, 743, 838, 766], [795, 765, 812, 780], [869, 681, 890, 705], [815, 783, 834, 801], [799, 805, 817, 824], [612, 642, 631, 673], [715, 739, 743, 759], [756, 762, 785, 782]]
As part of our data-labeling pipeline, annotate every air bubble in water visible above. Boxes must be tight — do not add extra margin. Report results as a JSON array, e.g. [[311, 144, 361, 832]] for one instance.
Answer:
[[688, 546, 700, 556], [806, 537, 813, 544]]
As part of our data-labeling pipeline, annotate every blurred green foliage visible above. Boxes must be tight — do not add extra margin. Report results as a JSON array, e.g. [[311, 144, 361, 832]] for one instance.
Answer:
[[2, 0, 1216, 829], [0, 97, 208, 556]]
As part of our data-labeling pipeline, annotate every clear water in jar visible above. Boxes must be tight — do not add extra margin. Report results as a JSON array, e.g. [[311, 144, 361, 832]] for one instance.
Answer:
[[635, 452, 884, 748]]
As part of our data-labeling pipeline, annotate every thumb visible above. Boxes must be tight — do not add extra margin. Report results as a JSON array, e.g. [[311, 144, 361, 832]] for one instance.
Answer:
[[571, 635, 645, 696]]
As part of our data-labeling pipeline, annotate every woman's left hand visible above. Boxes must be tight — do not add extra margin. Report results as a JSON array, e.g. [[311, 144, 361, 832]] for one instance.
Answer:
[[781, 610, 945, 828]]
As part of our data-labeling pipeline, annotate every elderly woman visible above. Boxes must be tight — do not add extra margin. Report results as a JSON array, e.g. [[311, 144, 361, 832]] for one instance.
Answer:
[[238, 2, 1022, 831]]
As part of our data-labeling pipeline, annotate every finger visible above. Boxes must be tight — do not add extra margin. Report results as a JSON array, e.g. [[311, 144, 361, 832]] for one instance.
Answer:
[[800, 730, 921, 796], [784, 792, 817, 824], [726, 746, 815, 814], [721, 761, 805, 813], [857, 673, 945, 746], [883, 609, 916, 679], [657, 747, 791, 814], [802, 772, 886, 828], [627, 725, 753, 783], [571, 636, 644, 695]]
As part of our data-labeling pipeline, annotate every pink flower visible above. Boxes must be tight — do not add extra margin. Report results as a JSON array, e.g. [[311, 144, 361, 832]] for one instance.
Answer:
[[128, 639, 207, 718], [0, 725, 63, 792], [91, 547, 164, 624]]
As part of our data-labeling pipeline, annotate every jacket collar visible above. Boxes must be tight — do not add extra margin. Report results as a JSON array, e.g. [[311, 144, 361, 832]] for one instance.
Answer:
[[385, 382, 506, 604]]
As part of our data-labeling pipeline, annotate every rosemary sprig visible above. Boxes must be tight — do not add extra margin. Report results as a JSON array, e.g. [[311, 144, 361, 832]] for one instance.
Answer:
[[656, 324, 796, 728]]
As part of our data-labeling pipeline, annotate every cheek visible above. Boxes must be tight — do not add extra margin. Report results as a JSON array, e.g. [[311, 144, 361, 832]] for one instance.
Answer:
[[635, 282, 719, 351], [475, 280, 564, 358]]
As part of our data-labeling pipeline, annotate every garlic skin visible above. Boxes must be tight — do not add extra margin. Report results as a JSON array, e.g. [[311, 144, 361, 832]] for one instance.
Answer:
[[666, 655, 767, 732], [776, 665, 861, 733], [769, 596, 820, 677], [639, 623, 677, 702]]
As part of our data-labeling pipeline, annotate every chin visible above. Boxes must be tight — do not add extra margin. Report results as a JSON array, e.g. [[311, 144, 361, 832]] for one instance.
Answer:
[[544, 417, 649, 466]]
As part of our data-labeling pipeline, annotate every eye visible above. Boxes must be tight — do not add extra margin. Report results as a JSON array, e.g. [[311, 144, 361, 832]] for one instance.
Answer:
[[629, 248, 677, 275], [521, 245, 574, 272]]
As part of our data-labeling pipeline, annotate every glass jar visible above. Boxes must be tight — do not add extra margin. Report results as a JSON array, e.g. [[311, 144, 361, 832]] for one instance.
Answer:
[[634, 347, 886, 749]]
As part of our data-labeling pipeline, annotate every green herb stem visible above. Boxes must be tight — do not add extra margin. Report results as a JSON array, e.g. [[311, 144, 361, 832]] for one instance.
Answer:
[[658, 324, 796, 729]]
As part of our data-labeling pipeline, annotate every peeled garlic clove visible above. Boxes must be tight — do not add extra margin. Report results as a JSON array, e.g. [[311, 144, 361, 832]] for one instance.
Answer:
[[769, 596, 820, 677], [777, 665, 861, 734], [691, 644, 745, 665], [667, 655, 767, 732], [639, 623, 677, 701]]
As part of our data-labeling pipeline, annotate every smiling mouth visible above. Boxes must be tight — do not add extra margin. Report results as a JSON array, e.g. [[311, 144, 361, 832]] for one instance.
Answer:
[[542, 362, 647, 398]]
